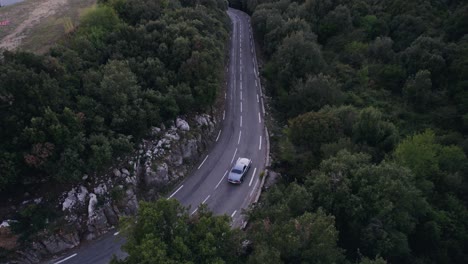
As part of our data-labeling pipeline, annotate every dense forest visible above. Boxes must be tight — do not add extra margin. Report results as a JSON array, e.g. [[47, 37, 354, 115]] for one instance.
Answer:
[[0, 0, 230, 251], [1, 0, 467, 263], [240, 0, 468, 263], [113, 0, 467, 264], [0, 0, 229, 196]]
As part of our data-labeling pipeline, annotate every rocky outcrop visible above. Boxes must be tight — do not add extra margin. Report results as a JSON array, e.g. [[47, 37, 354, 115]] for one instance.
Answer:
[[140, 115, 216, 199], [10, 115, 217, 263]]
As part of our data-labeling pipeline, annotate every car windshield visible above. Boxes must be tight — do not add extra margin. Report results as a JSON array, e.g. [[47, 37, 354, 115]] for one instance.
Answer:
[[231, 169, 242, 174]]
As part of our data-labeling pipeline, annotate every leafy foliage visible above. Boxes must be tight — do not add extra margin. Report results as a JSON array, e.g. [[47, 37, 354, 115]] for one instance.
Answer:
[[0, 1, 228, 192], [243, 0, 468, 263], [112, 199, 243, 264]]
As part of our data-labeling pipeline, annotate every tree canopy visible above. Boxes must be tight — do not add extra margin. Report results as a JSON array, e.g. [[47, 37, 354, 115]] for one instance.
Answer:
[[240, 0, 468, 263], [112, 199, 244, 264]]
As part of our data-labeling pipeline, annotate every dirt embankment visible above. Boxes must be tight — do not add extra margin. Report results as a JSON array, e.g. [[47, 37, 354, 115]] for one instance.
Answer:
[[0, 0, 96, 53]]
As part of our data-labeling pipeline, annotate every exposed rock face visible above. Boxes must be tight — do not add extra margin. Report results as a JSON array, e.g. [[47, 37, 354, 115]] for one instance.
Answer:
[[176, 118, 190, 131], [140, 115, 216, 200], [12, 116, 217, 263], [41, 232, 80, 254]]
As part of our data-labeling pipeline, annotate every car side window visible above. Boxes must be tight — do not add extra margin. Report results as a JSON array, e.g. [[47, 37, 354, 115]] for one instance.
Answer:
[[243, 165, 246, 172]]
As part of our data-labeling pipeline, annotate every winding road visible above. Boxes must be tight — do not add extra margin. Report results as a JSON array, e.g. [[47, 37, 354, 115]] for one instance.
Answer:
[[47, 7, 267, 264]]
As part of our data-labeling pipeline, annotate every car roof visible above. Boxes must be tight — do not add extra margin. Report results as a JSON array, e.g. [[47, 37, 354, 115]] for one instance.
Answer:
[[237, 158, 250, 166], [232, 164, 244, 171]]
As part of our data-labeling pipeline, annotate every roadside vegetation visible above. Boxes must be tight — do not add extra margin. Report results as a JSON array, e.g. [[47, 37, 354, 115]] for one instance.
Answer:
[[111, 199, 245, 264], [115, 0, 467, 263], [239, 0, 468, 263], [0, 0, 229, 240]]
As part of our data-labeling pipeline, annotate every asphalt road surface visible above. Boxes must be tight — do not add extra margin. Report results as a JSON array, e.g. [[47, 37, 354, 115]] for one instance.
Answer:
[[46, 7, 267, 264]]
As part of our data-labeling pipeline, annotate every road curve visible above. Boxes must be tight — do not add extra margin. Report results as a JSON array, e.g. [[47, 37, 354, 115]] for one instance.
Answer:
[[171, 8, 267, 226], [46, 8, 266, 264]]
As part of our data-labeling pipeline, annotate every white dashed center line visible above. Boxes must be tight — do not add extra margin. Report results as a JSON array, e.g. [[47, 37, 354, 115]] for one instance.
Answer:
[[215, 170, 229, 189], [231, 210, 237, 218], [257, 94, 259, 103], [203, 195, 211, 204], [231, 148, 238, 164], [240, 102, 243, 113], [258, 112, 261, 123], [53, 253, 77, 264], [259, 136, 262, 150], [250, 179, 259, 197], [191, 208, 198, 216], [238, 131, 242, 145], [240, 116, 243, 127], [198, 155, 209, 170], [168, 185, 184, 199], [249, 167, 257, 187]]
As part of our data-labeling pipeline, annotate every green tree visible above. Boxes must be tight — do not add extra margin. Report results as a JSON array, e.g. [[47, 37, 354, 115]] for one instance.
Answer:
[[282, 74, 343, 118], [113, 199, 243, 264], [87, 134, 113, 171], [307, 151, 426, 262], [395, 129, 468, 195], [403, 70, 432, 112], [319, 5, 352, 42], [272, 31, 324, 91], [289, 111, 342, 151], [0, 152, 19, 191], [353, 107, 398, 154], [248, 210, 345, 264]]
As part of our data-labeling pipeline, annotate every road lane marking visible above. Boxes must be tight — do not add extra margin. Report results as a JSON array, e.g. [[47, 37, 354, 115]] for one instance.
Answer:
[[215, 170, 229, 189], [257, 94, 259, 103], [258, 112, 261, 123], [223, 110, 225, 120], [231, 210, 237, 218], [216, 130, 222, 142], [202, 195, 211, 204], [240, 74, 242, 82], [240, 116, 243, 127], [240, 102, 243, 113], [259, 136, 262, 150], [240, 82, 242, 90], [198, 155, 209, 169], [54, 253, 77, 264], [255, 79, 257, 87], [231, 148, 238, 164], [168, 185, 184, 199], [249, 167, 257, 186], [191, 208, 198, 215], [250, 179, 259, 197], [113, 231, 119, 236], [240, 91, 242, 100], [238, 131, 242, 145]]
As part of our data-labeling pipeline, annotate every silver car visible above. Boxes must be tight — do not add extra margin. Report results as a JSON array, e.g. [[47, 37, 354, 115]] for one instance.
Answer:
[[228, 157, 252, 184]]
